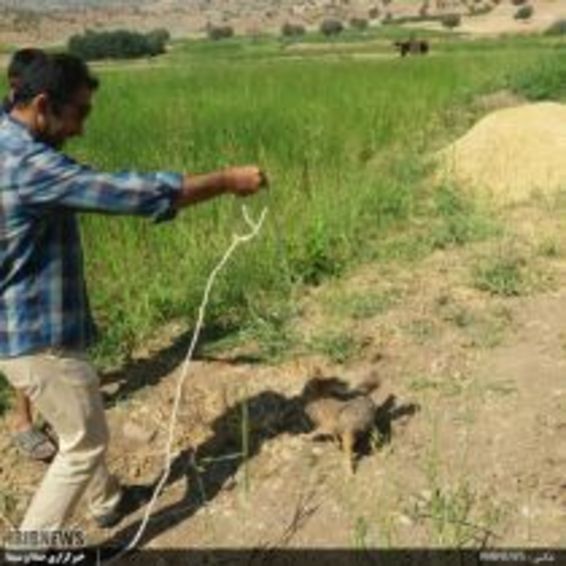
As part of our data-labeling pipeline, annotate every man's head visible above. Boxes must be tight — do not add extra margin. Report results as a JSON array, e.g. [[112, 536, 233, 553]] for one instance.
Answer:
[[10, 52, 99, 148], [4, 48, 47, 112]]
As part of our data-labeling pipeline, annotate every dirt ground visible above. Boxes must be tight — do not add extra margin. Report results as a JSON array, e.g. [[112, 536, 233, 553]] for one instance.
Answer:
[[1, 187, 565, 553]]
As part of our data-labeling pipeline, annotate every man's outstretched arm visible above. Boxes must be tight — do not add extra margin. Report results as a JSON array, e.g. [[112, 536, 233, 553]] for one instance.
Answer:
[[15, 139, 267, 221], [175, 166, 267, 208]]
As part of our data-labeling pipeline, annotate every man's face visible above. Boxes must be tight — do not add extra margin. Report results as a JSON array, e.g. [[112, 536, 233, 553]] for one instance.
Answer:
[[40, 85, 93, 149]]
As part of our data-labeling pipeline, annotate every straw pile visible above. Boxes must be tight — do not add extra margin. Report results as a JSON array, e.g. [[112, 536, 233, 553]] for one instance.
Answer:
[[437, 102, 566, 205]]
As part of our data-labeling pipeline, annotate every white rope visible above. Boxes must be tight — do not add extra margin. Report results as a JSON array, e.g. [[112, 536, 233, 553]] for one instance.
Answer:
[[107, 204, 268, 562]]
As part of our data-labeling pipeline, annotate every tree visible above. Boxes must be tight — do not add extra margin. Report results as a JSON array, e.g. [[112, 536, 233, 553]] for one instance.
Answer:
[[320, 19, 344, 36], [146, 28, 171, 56], [368, 6, 380, 19], [514, 5, 533, 19], [441, 13, 461, 28]]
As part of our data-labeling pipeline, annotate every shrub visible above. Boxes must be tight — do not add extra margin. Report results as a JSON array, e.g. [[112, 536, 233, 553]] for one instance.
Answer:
[[281, 22, 306, 37], [545, 19, 566, 35], [207, 25, 234, 41], [146, 28, 171, 55], [349, 17, 369, 30], [469, 3, 495, 15], [514, 5, 533, 20], [320, 19, 344, 36], [147, 28, 170, 45], [473, 253, 528, 296], [511, 0, 526, 5], [368, 6, 380, 19], [441, 13, 461, 28], [510, 58, 566, 100], [68, 29, 169, 61]]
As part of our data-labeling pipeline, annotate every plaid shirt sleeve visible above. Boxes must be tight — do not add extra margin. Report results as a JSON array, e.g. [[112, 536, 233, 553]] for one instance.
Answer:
[[15, 142, 183, 223]]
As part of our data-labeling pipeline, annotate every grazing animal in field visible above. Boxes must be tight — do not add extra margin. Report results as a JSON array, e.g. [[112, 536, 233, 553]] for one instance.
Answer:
[[302, 372, 380, 474], [394, 38, 430, 57]]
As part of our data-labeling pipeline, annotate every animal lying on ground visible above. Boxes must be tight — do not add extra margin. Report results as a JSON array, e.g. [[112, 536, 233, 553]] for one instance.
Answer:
[[393, 39, 430, 57], [301, 372, 380, 474]]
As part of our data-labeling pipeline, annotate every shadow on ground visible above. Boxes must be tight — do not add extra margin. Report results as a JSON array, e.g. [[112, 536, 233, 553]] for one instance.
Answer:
[[101, 373, 419, 553], [100, 322, 247, 407]]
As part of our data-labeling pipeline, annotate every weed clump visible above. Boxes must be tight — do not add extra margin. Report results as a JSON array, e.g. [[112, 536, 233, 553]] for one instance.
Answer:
[[509, 58, 566, 100], [473, 251, 528, 296], [429, 185, 496, 249]]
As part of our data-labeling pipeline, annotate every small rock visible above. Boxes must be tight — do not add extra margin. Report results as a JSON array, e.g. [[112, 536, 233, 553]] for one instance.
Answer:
[[102, 382, 121, 397], [122, 421, 157, 444], [397, 513, 414, 527], [520, 505, 531, 518], [420, 489, 432, 502]]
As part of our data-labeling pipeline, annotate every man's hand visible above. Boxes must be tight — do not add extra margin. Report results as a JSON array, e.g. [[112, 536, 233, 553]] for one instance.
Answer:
[[223, 165, 268, 197], [178, 165, 268, 208]]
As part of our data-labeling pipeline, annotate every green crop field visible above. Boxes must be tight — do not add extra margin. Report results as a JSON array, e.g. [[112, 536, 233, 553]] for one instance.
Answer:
[[1, 32, 565, 384], [73, 33, 565, 368]]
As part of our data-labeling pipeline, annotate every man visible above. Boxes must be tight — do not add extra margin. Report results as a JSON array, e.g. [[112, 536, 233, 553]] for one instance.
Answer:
[[2, 47, 58, 463], [0, 52, 266, 535]]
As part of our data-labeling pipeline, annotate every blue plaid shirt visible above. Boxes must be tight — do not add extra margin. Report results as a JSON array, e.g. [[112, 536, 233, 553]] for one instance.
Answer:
[[0, 115, 183, 357]]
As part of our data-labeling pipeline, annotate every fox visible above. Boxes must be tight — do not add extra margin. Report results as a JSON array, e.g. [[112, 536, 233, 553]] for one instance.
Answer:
[[301, 370, 380, 474]]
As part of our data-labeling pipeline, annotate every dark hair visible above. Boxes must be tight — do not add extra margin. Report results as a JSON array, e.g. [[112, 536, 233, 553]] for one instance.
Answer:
[[11, 52, 99, 114], [8, 48, 47, 83], [4, 48, 47, 112]]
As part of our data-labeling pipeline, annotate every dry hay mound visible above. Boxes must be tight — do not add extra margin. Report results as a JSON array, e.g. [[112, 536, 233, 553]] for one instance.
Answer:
[[437, 102, 566, 205]]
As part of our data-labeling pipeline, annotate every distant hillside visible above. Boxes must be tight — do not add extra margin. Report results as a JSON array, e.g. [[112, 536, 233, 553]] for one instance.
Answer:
[[0, 0, 563, 49], [0, 0, 150, 9]]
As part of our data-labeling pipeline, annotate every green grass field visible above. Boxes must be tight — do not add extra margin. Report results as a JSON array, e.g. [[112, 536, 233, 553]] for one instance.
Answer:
[[1, 32, 565, 382], [70, 33, 565, 369]]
